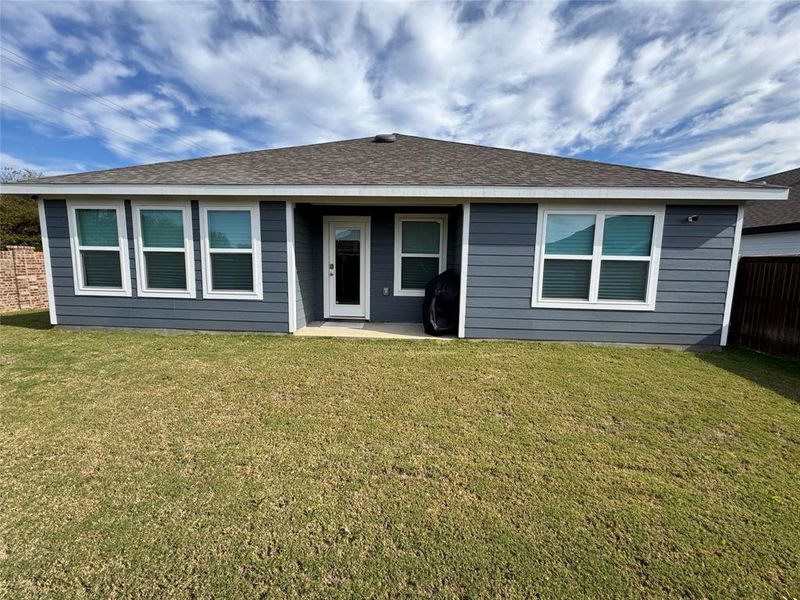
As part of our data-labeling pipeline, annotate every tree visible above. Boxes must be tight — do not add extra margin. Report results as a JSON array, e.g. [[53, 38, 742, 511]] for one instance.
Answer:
[[0, 167, 44, 250]]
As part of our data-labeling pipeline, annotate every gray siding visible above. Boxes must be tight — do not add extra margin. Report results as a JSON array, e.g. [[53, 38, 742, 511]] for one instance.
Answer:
[[292, 205, 462, 323], [451, 207, 463, 274], [45, 199, 289, 332], [465, 203, 738, 346], [294, 205, 322, 329]]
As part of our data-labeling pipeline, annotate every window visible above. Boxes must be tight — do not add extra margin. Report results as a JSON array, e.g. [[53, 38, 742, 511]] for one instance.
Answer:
[[67, 200, 131, 296], [532, 205, 664, 310], [394, 214, 448, 296], [199, 202, 262, 300], [132, 202, 195, 298]]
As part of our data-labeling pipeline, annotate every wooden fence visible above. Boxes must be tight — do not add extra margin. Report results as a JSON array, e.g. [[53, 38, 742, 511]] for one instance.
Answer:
[[729, 256, 800, 360]]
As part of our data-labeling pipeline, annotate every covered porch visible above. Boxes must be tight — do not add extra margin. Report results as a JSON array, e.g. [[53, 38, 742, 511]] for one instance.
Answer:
[[290, 202, 464, 332]]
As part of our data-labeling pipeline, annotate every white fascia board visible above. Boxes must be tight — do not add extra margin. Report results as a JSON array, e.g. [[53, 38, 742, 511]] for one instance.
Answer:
[[0, 183, 789, 201]]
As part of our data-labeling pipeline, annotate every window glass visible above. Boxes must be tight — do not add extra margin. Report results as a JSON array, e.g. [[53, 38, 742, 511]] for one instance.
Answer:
[[396, 217, 446, 293], [401, 256, 440, 289], [402, 221, 440, 254], [537, 210, 661, 308], [598, 261, 648, 301], [541, 259, 591, 299], [141, 210, 183, 248], [209, 211, 252, 249], [202, 205, 260, 298], [77, 209, 118, 246], [81, 250, 122, 287], [210, 254, 254, 291], [545, 214, 595, 255], [602, 215, 654, 256], [336, 229, 360, 242], [145, 252, 186, 290]]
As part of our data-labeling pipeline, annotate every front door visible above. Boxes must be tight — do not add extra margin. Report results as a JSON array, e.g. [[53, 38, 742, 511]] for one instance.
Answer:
[[323, 217, 370, 319]]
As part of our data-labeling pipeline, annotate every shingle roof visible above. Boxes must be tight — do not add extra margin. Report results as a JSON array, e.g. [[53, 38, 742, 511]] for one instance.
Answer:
[[25, 134, 779, 190], [744, 167, 800, 231], [26, 135, 780, 189]]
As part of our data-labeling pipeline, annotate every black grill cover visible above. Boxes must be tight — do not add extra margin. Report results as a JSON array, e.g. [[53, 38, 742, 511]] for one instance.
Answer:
[[422, 269, 460, 336]]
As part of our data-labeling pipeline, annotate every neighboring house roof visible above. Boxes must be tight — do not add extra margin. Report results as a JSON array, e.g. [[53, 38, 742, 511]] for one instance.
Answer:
[[744, 167, 800, 233], [17, 134, 783, 191]]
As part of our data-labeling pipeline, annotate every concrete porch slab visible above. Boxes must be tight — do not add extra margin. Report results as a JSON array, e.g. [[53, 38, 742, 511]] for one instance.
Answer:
[[295, 321, 453, 340]]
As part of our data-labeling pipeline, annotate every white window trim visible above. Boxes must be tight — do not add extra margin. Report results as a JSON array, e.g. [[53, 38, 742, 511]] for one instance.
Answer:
[[394, 213, 448, 297], [199, 201, 263, 300], [66, 199, 131, 297], [131, 201, 196, 299], [531, 203, 664, 311]]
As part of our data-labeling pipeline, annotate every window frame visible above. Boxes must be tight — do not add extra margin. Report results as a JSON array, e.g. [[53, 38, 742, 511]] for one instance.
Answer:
[[199, 201, 263, 300], [393, 213, 448, 297], [131, 200, 196, 299], [531, 203, 664, 311], [66, 199, 131, 297]]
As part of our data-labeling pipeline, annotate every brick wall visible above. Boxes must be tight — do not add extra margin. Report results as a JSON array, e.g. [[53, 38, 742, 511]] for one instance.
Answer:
[[0, 245, 48, 312]]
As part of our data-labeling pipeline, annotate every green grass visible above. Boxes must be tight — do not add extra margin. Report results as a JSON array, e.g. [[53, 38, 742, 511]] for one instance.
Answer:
[[1, 310, 798, 598]]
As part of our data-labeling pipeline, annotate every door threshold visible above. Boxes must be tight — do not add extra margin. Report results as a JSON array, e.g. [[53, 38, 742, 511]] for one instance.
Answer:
[[324, 317, 368, 322], [321, 320, 366, 329]]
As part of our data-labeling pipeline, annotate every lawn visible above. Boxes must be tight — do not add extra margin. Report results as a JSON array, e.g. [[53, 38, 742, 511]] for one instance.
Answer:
[[1, 310, 798, 598]]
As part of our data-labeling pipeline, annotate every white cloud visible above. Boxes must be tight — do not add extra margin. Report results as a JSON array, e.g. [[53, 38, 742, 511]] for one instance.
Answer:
[[0, 151, 82, 176], [73, 59, 135, 91], [164, 128, 243, 157], [655, 119, 800, 181], [156, 83, 198, 115], [0, 0, 798, 179], [0, 152, 51, 174]]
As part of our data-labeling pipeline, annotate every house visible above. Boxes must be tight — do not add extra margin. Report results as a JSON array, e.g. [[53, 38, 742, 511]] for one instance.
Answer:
[[741, 167, 800, 257], [1, 134, 788, 347]]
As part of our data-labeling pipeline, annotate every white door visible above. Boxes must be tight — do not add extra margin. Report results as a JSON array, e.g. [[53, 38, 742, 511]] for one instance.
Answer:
[[323, 217, 370, 319]]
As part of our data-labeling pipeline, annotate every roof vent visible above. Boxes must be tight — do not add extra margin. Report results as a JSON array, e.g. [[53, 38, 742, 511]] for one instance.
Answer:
[[373, 133, 397, 143]]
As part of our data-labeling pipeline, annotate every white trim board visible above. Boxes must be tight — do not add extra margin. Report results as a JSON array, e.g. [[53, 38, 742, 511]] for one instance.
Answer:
[[286, 201, 297, 332], [720, 204, 744, 346], [1, 183, 787, 201], [458, 202, 470, 339], [37, 199, 57, 325]]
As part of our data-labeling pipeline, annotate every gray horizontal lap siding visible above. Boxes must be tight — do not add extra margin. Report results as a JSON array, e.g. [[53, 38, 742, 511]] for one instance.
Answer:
[[451, 209, 463, 274], [465, 203, 737, 345], [370, 206, 459, 322], [294, 205, 322, 329], [45, 199, 289, 332]]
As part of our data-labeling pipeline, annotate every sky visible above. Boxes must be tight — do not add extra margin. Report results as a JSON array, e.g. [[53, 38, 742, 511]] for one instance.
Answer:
[[0, 0, 798, 180]]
